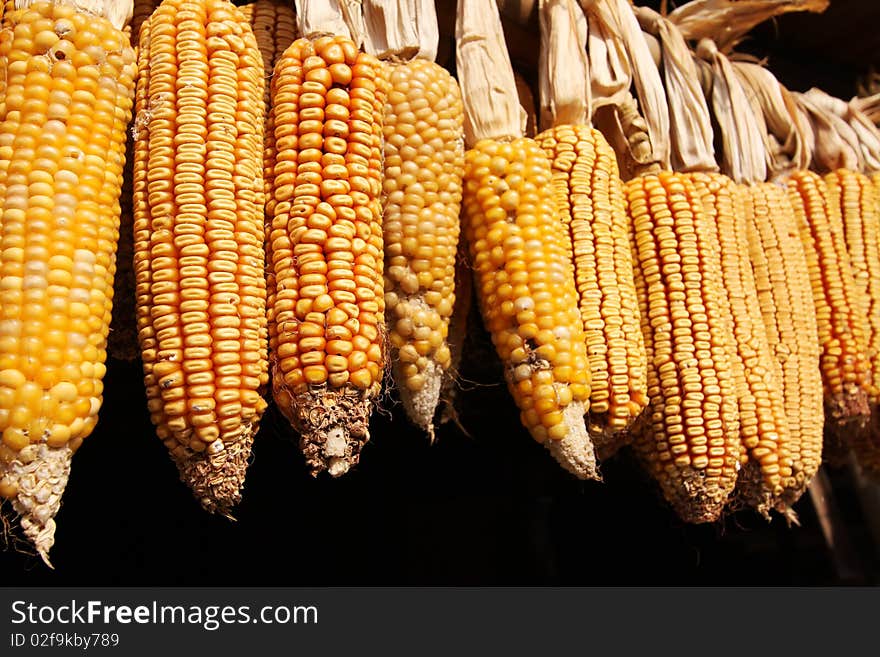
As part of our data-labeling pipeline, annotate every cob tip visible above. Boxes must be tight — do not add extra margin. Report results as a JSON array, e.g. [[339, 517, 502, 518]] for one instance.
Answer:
[[274, 384, 372, 477], [2, 443, 74, 568], [544, 402, 601, 481], [170, 427, 257, 519], [393, 359, 443, 443]]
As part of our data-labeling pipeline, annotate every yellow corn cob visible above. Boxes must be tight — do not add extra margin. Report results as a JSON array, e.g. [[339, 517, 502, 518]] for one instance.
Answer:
[[741, 182, 823, 507], [786, 170, 871, 428], [268, 35, 387, 476], [106, 0, 160, 363], [382, 59, 464, 437], [688, 173, 793, 516], [627, 171, 742, 523], [133, 0, 268, 514], [536, 124, 647, 456], [825, 169, 880, 403], [825, 168, 880, 478], [0, 0, 136, 561], [462, 137, 597, 478]]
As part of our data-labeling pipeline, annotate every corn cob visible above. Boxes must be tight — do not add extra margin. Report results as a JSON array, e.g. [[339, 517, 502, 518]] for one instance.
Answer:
[[824, 169, 880, 404], [786, 170, 872, 428], [537, 125, 647, 456], [0, 0, 136, 561], [133, 0, 268, 513], [687, 173, 793, 515], [626, 169, 742, 523], [741, 182, 823, 507], [457, 0, 597, 478], [267, 5, 387, 475], [382, 61, 463, 437], [824, 168, 880, 478], [360, 0, 464, 438]]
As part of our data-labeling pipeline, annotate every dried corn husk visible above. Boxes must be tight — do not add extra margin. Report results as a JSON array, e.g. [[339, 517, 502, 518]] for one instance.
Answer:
[[801, 88, 880, 175], [795, 91, 863, 174], [667, 0, 829, 53], [851, 93, 880, 129], [582, 0, 669, 175], [362, 0, 438, 62], [732, 59, 812, 181], [456, 0, 526, 143], [695, 38, 767, 184], [296, 0, 352, 38], [538, 0, 589, 131], [636, 5, 715, 173]]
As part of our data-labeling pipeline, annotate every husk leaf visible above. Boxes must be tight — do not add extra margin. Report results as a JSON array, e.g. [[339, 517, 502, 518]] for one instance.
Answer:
[[732, 60, 812, 180], [296, 0, 352, 40], [362, 0, 439, 62], [636, 5, 716, 173], [667, 0, 829, 54], [538, 0, 590, 130], [456, 0, 526, 144], [795, 90, 862, 173], [802, 88, 880, 174], [695, 38, 767, 183]]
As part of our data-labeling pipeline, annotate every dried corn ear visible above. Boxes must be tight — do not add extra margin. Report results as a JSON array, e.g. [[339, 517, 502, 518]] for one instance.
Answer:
[[267, 34, 387, 476], [133, 0, 269, 513], [537, 124, 647, 456], [786, 170, 871, 428], [0, 0, 136, 560], [742, 182, 823, 507], [627, 171, 742, 523]]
